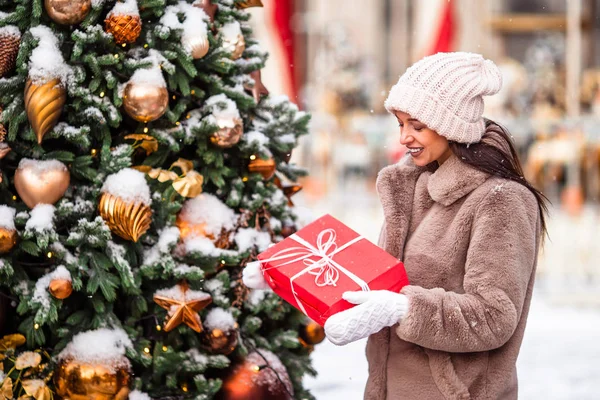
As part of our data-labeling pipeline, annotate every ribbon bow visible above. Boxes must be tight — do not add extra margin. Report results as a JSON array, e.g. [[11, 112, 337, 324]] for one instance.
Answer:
[[134, 158, 204, 198], [252, 228, 370, 317]]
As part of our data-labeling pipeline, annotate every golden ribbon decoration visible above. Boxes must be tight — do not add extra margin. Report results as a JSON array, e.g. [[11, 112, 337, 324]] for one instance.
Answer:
[[0, 334, 26, 352], [124, 134, 159, 155], [134, 158, 204, 198], [21, 379, 52, 400]]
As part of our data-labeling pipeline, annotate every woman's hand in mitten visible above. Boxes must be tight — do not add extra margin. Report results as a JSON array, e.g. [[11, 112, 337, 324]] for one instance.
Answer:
[[242, 261, 271, 290], [324, 290, 409, 346]]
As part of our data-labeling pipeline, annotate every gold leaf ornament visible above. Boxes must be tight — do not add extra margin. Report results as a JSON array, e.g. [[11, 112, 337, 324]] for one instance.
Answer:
[[124, 134, 158, 155], [1, 377, 12, 400], [24, 78, 66, 144], [21, 379, 52, 400], [15, 352, 42, 370], [0, 334, 26, 351]]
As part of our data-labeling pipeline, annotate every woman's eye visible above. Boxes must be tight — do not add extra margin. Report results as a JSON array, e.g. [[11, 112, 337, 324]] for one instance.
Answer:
[[414, 126, 424, 131], [398, 122, 403, 127]]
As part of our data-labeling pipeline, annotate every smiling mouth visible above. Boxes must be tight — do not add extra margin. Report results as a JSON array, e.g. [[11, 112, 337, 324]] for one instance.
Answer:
[[407, 147, 424, 156]]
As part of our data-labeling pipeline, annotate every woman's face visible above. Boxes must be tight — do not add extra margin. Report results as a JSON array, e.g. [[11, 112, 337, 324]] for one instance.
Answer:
[[394, 110, 452, 166]]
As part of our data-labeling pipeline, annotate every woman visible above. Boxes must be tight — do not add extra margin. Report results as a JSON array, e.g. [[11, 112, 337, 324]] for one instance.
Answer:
[[244, 52, 547, 399]]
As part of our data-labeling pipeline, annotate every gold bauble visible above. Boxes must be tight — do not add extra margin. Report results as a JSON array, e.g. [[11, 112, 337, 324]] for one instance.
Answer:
[[123, 82, 169, 123], [45, 0, 91, 25], [220, 350, 293, 400], [98, 192, 152, 242], [49, 279, 72, 299], [183, 34, 210, 59], [14, 160, 70, 209], [0, 228, 17, 254], [223, 33, 245, 60], [175, 214, 211, 241], [200, 327, 239, 355], [210, 117, 243, 148], [105, 14, 142, 44], [299, 320, 325, 345], [24, 78, 66, 144], [248, 156, 276, 180], [55, 357, 131, 400]]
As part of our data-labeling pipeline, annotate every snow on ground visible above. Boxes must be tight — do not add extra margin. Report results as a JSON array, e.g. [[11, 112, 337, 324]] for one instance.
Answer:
[[300, 178, 600, 399]]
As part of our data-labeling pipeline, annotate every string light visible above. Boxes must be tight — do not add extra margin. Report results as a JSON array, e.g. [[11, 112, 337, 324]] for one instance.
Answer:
[[47, 252, 53, 259], [220, 260, 226, 265], [91, 149, 97, 156], [242, 177, 248, 182], [175, 121, 180, 126], [156, 325, 162, 331], [114, 54, 119, 59], [251, 365, 261, 372], [99, 91, 105, 98], [121, 43, 126, 48], [143, 127, 149, 133], [249, 155, 256, 160], [172, 95, 176, 100], [186, 114, 191, 119], [12, 195, 16, 201], [181, 384, 188, 392], [143, 347, 150, 354], [162, 345, 168, 352], [190, 90, 195, 95], [144, 44, 149, 48], [34, 323, 40, 330]]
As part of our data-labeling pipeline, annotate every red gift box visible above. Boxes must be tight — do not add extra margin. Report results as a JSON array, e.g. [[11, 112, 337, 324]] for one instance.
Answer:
[[255, 214, 409, 326]]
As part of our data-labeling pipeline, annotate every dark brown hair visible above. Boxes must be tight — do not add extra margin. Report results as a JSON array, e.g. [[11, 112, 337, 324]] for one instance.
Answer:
[[449, 119, 549, 236]]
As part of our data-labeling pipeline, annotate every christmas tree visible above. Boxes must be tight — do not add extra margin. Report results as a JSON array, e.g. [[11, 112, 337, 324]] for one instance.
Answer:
[[0, 0, 319, 399]]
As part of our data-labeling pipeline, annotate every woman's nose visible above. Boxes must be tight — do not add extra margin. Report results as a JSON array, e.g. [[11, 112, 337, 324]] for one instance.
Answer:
[[399, 129, 412, 145]]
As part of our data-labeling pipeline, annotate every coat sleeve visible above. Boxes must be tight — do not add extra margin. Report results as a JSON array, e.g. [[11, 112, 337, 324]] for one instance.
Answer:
[[395, 182, 540, 353]]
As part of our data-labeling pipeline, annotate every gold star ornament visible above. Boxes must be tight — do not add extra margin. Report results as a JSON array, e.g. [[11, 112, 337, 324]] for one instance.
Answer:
[[154, 281, 212, 332]]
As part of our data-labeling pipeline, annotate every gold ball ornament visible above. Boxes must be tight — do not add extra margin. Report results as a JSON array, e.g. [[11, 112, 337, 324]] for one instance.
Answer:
[[105, 14, 142, 45], [0, 228, 17, 254], [200, 327, 239, 355], [49, 279, 73, 299], [55, 357, 131, 400], [24, 78, 66, 144], [14, 159, 70, 209], [210, 117, 243, 148], [221, 22, 245, 60], [0, 28, 21, 78], [98, 192, 152, 242], [248, 156, 276, 180], [123, 81, 169, 123], [219, 350, 293, 400], [299, 319, 325, 345], [45, 0, 91, 25], [183, 34, 210, 59]]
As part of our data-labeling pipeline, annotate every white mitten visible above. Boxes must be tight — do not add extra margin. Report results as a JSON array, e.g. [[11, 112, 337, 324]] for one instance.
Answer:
[[324, 290, 409, 346], [242, 261, 271, 290]]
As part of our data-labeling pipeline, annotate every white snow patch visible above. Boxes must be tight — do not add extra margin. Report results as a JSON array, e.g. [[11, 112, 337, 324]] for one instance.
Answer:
[[101, 168, 151, 205], [58, 328, 133, 372], [204, 307, 236, 331], [178, 193, 236, 237], [25, 204, 55, 232], [107, 0, 139, 16], [0, 205, 16, 230], [28, 26, 71, 85]]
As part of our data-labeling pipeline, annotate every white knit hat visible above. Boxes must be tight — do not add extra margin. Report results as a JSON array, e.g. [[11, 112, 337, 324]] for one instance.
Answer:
[[384, 52, 503, 144]]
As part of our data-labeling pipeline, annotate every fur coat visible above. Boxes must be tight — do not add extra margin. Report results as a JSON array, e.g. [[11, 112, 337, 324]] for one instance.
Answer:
[[364, 152, 541, 400]]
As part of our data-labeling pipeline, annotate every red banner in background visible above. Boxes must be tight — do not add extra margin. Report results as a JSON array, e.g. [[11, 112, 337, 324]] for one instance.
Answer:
[[429, 0, 455, 55], [270, 0, 299, 105]]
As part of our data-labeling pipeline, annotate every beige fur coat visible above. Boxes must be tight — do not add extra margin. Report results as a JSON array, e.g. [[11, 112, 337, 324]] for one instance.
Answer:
[[364, 153, 541, 400]]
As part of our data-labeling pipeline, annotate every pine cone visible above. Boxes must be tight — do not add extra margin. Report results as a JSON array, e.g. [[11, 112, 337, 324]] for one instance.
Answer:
[[0, 33, 21, 78], [0, 106, 6, 142], [105, 14, 142, 44]]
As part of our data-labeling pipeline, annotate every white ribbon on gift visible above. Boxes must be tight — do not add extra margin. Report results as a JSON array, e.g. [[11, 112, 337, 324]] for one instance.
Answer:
[[248, 228, 370, 317]]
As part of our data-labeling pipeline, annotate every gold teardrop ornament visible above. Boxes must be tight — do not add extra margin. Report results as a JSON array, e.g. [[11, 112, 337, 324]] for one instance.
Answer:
[[24, 78, 66, 144], [98, 193, 152, 242]]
